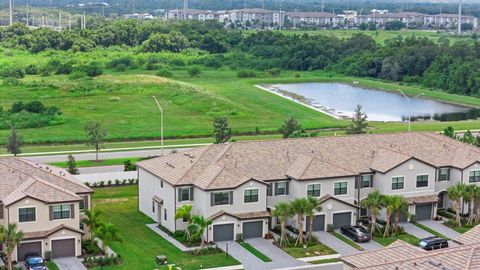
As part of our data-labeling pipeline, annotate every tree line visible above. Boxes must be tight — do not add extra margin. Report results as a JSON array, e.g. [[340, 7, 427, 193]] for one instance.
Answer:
[[2, 20, 480, 96]]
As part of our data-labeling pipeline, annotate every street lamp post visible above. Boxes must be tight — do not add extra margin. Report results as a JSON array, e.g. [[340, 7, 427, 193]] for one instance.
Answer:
[[397, 90, 424, 132], [152, 96, 164, 156]]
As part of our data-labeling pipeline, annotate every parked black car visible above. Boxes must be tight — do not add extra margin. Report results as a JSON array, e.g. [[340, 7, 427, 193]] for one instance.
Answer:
[[24, 253, 47, 270], [419, 236, 448, 250], [340, 225, 371, 242]]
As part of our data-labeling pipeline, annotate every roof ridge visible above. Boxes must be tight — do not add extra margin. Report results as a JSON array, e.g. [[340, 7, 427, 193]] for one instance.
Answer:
[[314, 156, 358, 174], [205, 164, 226, 189], [299, 155, 315, 179], [32, 176, 81, 199], [465, 246, 479, 270], [177, 144, 215, 185]]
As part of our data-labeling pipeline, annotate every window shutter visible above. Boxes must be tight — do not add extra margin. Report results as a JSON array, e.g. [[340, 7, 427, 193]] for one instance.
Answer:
[[190, 187, 194, 201], [85, 196, 89, 209], [370, 177, 373, 188], [49, 206, 53, 221], [178, 189, 182, 202], [0, 203, 3, 219], [210, 193, 215, 206], [267, 184, 272, 196], [274, 183, 279, 196], [355, 177, 358, 189], [286, 182, 289, 195], [71, 204, 75, 219], [229, 191, 233, 205]]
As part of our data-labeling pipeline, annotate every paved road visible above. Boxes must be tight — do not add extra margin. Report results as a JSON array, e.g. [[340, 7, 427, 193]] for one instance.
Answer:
[[25, 147, 191, 163]]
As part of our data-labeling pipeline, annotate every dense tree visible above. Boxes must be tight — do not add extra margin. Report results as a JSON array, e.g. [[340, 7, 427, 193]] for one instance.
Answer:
[[280, 116, 301, 138], [448, 183, 465, 227], [66, 154, 79, 175], [213, 117, 232, 144], [361, 190, 384, 236], [346, 105, 368, 135], [5, 127, 22, 156], [96, 222, 122, 252], [0, 223, 24, 270], [85, 121, 107, 161], [291, 197, 309, 245], [272, 202, 293, 247]]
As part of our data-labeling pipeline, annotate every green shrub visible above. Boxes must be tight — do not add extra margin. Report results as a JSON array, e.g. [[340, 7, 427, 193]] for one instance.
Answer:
[[25, 64, 38, 75], [267, 68, 281, 77], [326, 224, 334, 232], [115, 63, 127, 72], [155, 69, 173, 78], [2, 77, 20, 85], [0, 65, 25, 78], [188, 66, 201, 77], [237, 70, 256, 78], [75, 62, 103, 77]]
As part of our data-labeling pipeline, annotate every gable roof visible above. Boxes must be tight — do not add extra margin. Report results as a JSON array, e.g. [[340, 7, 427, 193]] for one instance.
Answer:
[[137, 132, 480, 190], [0, 158, 91, 204], [318, 194, 359, 209]]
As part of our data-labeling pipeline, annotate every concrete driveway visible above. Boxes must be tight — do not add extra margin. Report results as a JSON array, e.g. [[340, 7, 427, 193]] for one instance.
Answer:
[[313, 232, 357, 255], [401, 222, 433, 239], [53, 257, 87, 270], [217, 238, 307, 270], [334, 229, 382, 252], [417, 220, 461, 239]]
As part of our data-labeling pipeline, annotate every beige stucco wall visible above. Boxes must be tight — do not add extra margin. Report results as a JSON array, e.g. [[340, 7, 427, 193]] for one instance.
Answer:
[[6, 197, 80, 233]]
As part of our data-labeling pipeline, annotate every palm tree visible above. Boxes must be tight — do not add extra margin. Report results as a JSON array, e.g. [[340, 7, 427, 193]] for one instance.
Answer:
[[390, 195, 407, 234], [361, 190, 384, 236], [175, 204, 193, 241], [290, 197, 309, 246], [382, 195, 395, 237], [0, 223, 24, 270], [272, 202, 293, 247], [306, 197, 322, 243], [474, 186, 480, 224], [448, 183, 465, 227], [464, 185, 477, 226], [83, 209, 102, 241], [191, 215, 212, 254], [96, 222, 122, 252]]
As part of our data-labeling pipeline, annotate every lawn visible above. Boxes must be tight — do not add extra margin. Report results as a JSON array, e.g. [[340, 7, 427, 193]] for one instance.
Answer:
[[281, 241, 336, 258], [2, 56, 480, 147], [239, 242, 272, 262], [414, 223, 450, 240], [310, 258, 340, 264], [373, 233, 420, 246], [46, 261, 60, 270], [329, 231, 364, 251], [91, 186, 239, 270], [49, 157, 144, 168]]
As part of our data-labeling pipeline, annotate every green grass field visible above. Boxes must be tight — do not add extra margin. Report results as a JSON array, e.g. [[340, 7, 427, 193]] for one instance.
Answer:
[[239, 242, 272, 262], [2, 46, 480, 148], [373, 233, 420, 246], [91, 186, 239, 270], [329, 231, 364, 251]]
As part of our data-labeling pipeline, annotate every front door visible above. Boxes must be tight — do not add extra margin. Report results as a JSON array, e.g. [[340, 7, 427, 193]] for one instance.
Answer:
[[158, 204, 162, 225], [438, 192, 445, 209]]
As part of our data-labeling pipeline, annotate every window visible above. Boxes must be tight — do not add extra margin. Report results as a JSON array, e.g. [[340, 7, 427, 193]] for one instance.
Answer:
[[416, 175, 429, 188], [183, 216, 188, 222], [52, 205, 71, 220], [439, 168, 450, 182], [361, 175, 373, 188], [211, 192, 232, 206], [244, 189, 259, 203], [307, 184, 321, 197], [469, 170, 480, 183], [334, 182, 348, 195], [152, 201, 155, 213], [178, 187, 193, 202], [164, 208, 167, 221], [161, 181, 163, 188], [79, 196, 88, 210], [19, 207, 36, 222], [275, 182, 289, 196], [360, 208, 368, 217], [392, 177, 405, 190], [267, 184, 272, 196]]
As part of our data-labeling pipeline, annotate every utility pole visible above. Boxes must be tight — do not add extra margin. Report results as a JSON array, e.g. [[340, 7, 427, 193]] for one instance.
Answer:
[[26, 3, 29, 26], [58, 11, 61, 31], [183, 0, 187, 20], [321, 0, 324, 13], [458, 0, 462, 35], [132, 0, 135, 14], [9, 0, 13, 26], [68, 13, 71, 30]]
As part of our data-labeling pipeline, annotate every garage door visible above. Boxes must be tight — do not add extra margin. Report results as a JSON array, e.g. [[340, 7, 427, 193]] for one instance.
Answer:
[[17, 241, 42, 261], [243, 221, 263, 239], [416, 204, 433, 220], [213, 224, 234, 242], [52, 239, 76, 258], [332, 212, 352, 229], [390, 211, 408, 223], [306, 214, 325, 231]]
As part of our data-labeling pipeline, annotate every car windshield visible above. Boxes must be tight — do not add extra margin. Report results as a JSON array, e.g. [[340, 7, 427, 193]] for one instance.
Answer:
[[355, 228, 368, 234], [419, 241, 428, 247], [27, 257, 44, 266]]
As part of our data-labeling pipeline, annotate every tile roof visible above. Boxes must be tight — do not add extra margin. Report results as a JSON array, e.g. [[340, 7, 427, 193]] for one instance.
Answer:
[[405, 195, 439, 205], [286, 12, 338, 18], [0, 158, 92, 204], [455, 225, 480, 245], [343, 225, 480, 270], [23, 225, 84, 239], [137, 132, 480, 190], [208, 210, 270, 221]]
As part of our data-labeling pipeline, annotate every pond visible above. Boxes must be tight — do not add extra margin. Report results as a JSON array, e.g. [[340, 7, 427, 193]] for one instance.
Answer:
[[262, 83, 480, 122]]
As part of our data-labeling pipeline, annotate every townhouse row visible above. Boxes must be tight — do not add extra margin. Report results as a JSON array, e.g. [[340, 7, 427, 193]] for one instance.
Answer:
[[138, 132, 480, 242], [0, 158, 92, 261]]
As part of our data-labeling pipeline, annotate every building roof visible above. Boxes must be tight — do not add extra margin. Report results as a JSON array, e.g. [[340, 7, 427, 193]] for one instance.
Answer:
[[208, 210, 270, 221], [0, 158, 92, 205], [358, 12, 425, 18], [23, 225, 84, 240], [405, 195, 439, 205], [229, 8, 277, 14], [455, 225, 480, 245], [286, 12, 338, 18], [137, 132, 480, 190], [343, 225, 480, 270]]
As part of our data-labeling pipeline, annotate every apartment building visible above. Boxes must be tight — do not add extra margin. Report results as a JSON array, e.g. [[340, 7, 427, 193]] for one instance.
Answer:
[[424, 14, 478, 29], [0, 158, 92, 261], [285, 12, 341, 28], [138, 132, 480, 242], [355, 12, 426, 27], [165, 9, 220, 21], [226, 8, 285, 28]]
